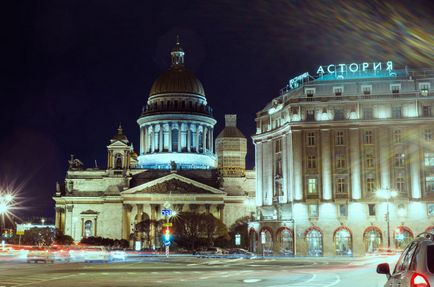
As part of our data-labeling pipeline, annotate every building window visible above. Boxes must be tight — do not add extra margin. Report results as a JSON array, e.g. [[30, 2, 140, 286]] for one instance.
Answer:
[[425, 129, 433, 141], [390, 84, 401, 94], [84, 220, 93, 238], [392, 106, 402, 118], [422, 106, 432, 117], [334, 87, 343, 96], [363, 108, 373, 120], [362, 85, 372, 95], [394, 153, 405, 167], [364, 130, 373, 144], [274, 181, 283, 197], [368, 204, 376, 216], [336, 178, 346, 194], [393, 130, 401, 144], [396, 177, 406, 193], [425, 153, 434, 167], [308, 204, 319, 217], [275, 139, 282, 153], [307, 178, 317, 194], [428, 203, 434, 216], [334, 109, 345, 120], [338, 204, 348, 217], [336, 154, 346, 169], [307, 155, 317, 169], [426, 176, 434, 193], [366, 153, 374, 168], [275, 157, 282, 177], [366, 178, 375, 193], [419, 82, 430, 96], [306, 110, 315, 121], [307, 132, 316, 146], [305, 88, 315, 97], [114, 154, 123, 169], [336, 131, 345, 145]]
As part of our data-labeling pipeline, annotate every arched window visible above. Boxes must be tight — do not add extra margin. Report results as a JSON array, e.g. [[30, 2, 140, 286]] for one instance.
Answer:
[[277, 228, 293, 256], [306, 228, 322, 256], [261, 229, 273, 256], [172, 129, 179, 151], [115, 154, 123, 169], [334, 227, 352, 256], [364, 227, 382, 254], [395, 226, 414, 250], [84, 220, 93, 238]]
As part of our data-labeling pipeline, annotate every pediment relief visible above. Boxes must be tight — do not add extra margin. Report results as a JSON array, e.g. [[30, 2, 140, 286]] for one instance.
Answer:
[[136, 179, 213, 195], [81, 209, 99, 215]]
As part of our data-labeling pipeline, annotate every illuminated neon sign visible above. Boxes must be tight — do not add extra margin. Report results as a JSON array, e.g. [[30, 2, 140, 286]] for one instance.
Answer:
[[316, 61, 394, 75], [288, 72, 309, 89]]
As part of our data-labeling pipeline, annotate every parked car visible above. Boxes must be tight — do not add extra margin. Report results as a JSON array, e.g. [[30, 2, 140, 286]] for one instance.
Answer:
[[82, 246, 110, 263], [377, 232, 434, 287], [227, 248, 257, 259], [195, 247, 225, 258], [50, 246, 71, 262], [27, 247, 55, 263]]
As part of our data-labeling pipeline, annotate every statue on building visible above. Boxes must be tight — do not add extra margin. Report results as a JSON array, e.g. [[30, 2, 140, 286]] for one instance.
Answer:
[[68, 154, 84, 170], [170, 161, 177, 171]]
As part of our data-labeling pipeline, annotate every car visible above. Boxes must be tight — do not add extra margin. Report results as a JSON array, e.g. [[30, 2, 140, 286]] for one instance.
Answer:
[[109, 249, 127, 261], [82, 246, 110, 263], [27, 247, 55, 263], [377, 232, 434, 287], [227, 248, 257, 259], [50, 246, 71, 262], [195, 247, 225, 258]]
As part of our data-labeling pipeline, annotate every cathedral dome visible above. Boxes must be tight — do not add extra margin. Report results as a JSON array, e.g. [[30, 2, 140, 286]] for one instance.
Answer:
[[149, 66, 205, 96]]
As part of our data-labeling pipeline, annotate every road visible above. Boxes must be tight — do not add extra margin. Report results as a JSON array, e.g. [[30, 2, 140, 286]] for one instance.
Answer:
[[0, 255, 398, 287]]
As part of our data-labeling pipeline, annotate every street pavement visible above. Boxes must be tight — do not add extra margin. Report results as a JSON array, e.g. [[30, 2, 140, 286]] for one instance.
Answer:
[[0, 255, 399, 287]]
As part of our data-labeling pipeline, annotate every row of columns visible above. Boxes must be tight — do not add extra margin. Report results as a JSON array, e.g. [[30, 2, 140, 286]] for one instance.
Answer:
[[257, 127, 423, 204], [139, 122, 214, 155]]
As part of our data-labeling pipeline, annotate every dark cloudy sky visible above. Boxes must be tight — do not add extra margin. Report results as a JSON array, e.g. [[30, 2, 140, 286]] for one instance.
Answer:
[[0, 0, 432, 220]]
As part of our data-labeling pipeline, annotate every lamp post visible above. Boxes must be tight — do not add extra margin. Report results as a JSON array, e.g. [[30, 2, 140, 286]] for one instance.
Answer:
[[0, 193, 13, 245], [376, 187, 397, 249]]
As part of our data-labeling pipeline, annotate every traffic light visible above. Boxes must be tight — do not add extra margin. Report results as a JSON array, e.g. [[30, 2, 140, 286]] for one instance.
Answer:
[[163, 227, 171, 242]]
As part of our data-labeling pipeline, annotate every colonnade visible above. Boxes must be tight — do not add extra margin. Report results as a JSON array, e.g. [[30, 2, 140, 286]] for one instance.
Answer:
[[139, 122, 214, 155]]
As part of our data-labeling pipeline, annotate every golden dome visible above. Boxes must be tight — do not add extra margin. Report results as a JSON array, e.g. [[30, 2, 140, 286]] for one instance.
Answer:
[[149, 66, 205, 96]]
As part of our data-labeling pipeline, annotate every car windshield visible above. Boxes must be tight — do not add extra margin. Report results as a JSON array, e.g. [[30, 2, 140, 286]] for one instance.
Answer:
[[427, 245, 434, 273]]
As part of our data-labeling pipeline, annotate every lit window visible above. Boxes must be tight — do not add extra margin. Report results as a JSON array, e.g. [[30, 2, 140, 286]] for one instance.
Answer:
[[84, 220, 93, 238], [364, 130, 373, 144], [366, 154, 374, 168], [425, 153, 434, 167], [336, 178, 346, 194], [338, 204, 348, 217], [308, 204, 319, 217], [426, 176, 434, 193], [396, 177, 406, 193], [307, 132, 316, 146], [393, 130, 401, 144], [394, 153, 405, 167], [366, 178, 375, 193], [308, 178, 317, 194], [368, 204, 376, 216], [419, 82, 430, 96], [425, 129, 433, 141], [307, 155, 317, 169], [336, 131, 345, 145]]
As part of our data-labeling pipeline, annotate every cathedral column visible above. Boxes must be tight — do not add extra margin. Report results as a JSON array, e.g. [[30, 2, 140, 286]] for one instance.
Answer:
[[203, 126, 207, 153], [55, 207, 61, 230], [321, 129, 332, 201], [195, 125, 200, 153], [187, 125, 191, 152], [350, 128, 362, 200], [217, 204, 224, 222], [122, 204, 132, 240], [210, 128, 214, 153], [136, 204, 143, 242], [177, 122, 182, 152], [159, 124, 163, 152], [154, 126, 159, 152], [281, 134, 288, 203], [410, 140, 422, 199], [140, 126, 145, 155], [168, 123, 172, 152], [255, 142, 263, 206]]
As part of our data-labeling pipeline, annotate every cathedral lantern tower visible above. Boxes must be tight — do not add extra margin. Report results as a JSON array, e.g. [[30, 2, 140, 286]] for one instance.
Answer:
[[137, 37, 217, 169], [107, 124, 132, 170]]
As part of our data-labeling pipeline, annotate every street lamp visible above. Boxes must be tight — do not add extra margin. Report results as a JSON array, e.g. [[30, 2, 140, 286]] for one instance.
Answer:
[[376, 187, 397, 249], [0, 193, 14, 239]]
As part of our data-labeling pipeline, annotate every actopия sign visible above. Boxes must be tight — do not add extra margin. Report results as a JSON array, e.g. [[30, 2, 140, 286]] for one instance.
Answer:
[[316, 61, 394, 75]]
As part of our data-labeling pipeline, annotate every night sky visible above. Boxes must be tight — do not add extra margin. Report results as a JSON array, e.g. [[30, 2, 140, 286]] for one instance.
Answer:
[[0, 0, 432, 220]]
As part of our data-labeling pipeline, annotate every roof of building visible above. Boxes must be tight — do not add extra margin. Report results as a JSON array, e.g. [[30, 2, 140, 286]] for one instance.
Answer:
[[216, 126, 246, 139], [149, 66, 205, 96], [111, 124, 128, 143]]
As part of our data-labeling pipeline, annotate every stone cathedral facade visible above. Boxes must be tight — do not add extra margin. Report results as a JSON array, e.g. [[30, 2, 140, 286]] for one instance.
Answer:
[[53, 39, 255, 247]]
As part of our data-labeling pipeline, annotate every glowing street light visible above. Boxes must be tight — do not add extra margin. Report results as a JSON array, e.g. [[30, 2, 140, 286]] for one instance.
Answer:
[[376, 187, 398, 249]]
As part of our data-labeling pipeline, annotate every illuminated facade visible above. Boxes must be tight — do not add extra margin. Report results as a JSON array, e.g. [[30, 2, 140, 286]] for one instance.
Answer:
[[53, 39, 255, 247], [249, 65, 434, 256]]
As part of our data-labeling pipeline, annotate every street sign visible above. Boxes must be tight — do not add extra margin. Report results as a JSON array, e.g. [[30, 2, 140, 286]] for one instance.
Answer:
[[161, 209, 172, 216], [163, 223, 172, 227], [163, 240, 171, 247]]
